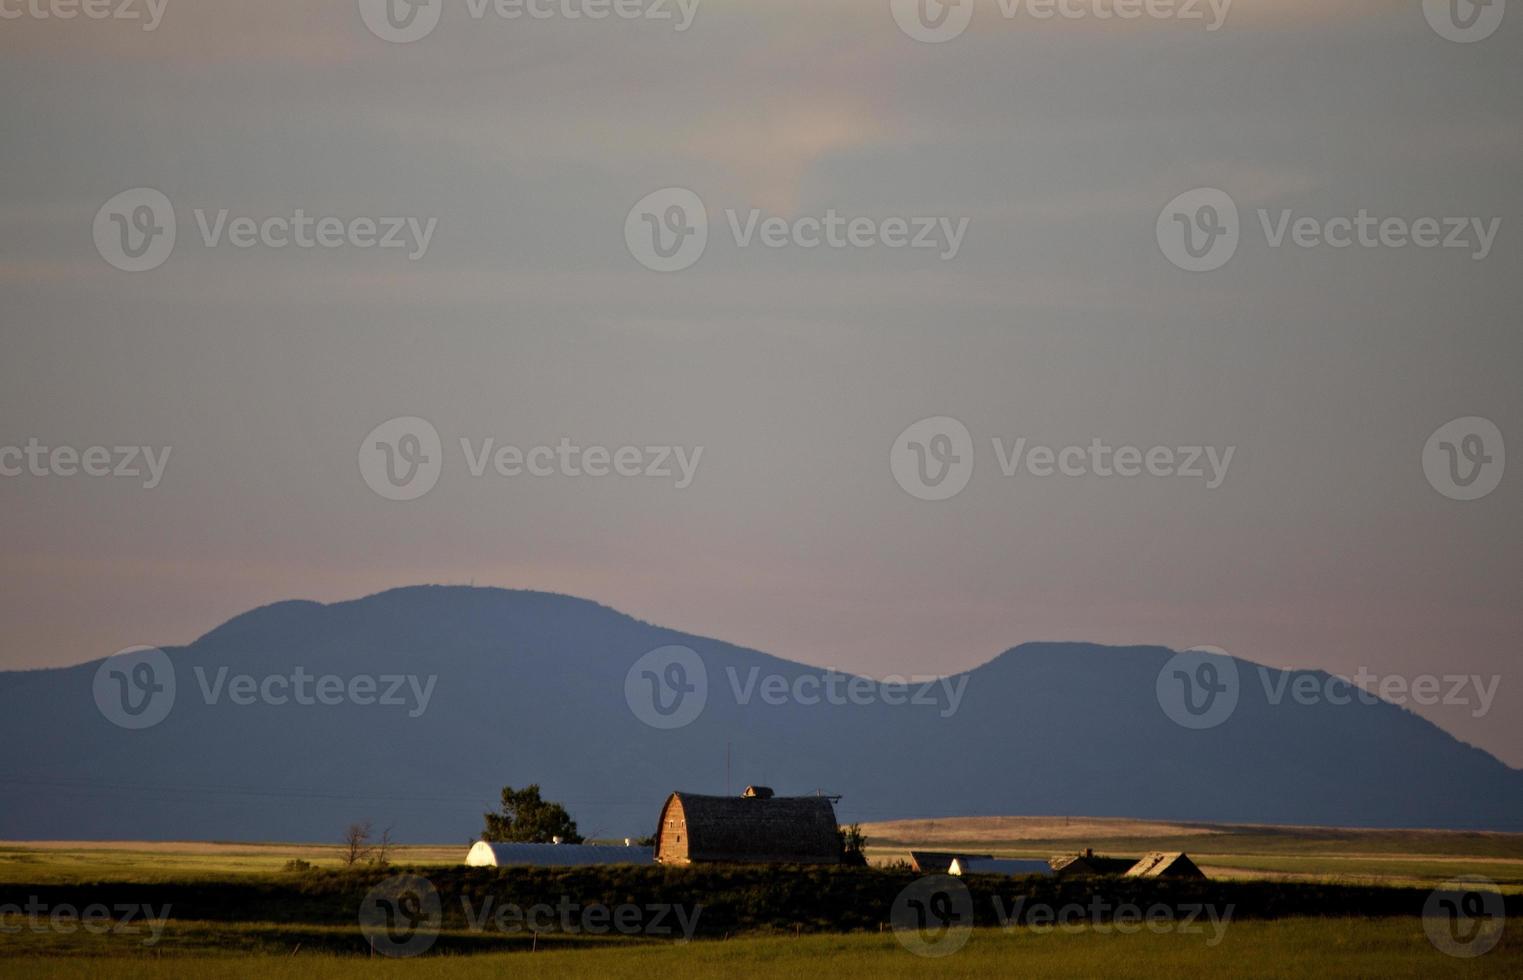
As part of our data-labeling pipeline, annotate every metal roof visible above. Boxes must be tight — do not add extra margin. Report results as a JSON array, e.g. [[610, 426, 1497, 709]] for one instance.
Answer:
[[466, 841, 654, 867]]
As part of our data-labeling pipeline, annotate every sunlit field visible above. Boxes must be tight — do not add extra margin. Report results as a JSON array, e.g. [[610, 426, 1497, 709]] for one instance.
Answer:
[[3, 919, 1519, 980]]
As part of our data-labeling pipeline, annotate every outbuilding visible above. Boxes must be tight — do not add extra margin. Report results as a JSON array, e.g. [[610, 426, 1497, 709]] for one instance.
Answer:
[[948, 857, 1053, 877], [465, 840, 653, 867], [1124, 851, 1207, 879]]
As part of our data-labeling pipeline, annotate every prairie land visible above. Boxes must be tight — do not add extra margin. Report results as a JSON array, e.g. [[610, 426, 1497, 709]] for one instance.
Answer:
[[2, 824, 1518, 977], [2, 919, 1520, 979]]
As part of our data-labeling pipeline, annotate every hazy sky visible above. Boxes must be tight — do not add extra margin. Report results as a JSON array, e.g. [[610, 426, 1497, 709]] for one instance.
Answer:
[[3, 1, 1520, 765]]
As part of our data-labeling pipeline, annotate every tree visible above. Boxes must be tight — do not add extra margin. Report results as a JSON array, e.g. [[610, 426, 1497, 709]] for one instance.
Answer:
[[482, 784, 583, 843], [372, 825, 395, 866], [341, 820, 373, 866], [838, 823, 868, 867]]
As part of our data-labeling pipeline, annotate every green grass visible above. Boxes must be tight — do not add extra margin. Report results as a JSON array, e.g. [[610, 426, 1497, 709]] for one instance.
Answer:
[[2, 918, 1518, 979], [0, 845, 461, 886]]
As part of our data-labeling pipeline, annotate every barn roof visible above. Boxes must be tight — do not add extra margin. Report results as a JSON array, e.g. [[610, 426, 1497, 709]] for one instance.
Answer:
[[909, 850, 994, 873], [948, 857, 1053, 877], [466, 841, 653, 867], [1049, 853, 1137, 876], [1124, 851, 1206, 879], [660, 791, 841, 864]]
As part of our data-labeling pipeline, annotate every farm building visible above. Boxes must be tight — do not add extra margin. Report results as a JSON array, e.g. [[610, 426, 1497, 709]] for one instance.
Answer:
[[948, 857, 1053, 877], [1049, 848, 1137, 876], [654, 787, 841, 865], [465, 840, 653, 867], [909, 850, 994, 873], [1124, 851, 1207, 879]]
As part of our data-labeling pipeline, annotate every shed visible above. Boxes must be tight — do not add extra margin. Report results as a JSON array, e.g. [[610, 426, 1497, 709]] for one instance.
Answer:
[[909, 850, 994, 873], [1049, 849, 1137, 876], [654, 790, 841, 865], [948, 857, 1053, 877], [466, 841, 653, 867], [1124, 851, 1207, 879]]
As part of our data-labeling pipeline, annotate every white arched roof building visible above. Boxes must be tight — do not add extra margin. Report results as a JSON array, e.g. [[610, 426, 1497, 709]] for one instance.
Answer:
[[465, 841, 654, 867]]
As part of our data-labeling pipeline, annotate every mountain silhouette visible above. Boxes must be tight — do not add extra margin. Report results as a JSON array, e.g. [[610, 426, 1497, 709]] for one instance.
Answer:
[[2, 585, 1518, 841]]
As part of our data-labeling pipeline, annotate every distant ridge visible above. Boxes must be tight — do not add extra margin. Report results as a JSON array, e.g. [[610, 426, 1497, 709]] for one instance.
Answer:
[[2, 585, 1519, 841]]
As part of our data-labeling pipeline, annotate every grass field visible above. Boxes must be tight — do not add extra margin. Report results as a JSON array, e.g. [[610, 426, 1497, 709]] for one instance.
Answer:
[[1, 823, 1517, 976], [1, 919, 1518, 979]]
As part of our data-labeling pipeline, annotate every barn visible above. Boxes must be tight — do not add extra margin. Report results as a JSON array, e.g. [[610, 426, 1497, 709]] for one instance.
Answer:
[[654, 786, 842, 865], [465, 841, 653, 867], [1124, 851, 1207, 879]]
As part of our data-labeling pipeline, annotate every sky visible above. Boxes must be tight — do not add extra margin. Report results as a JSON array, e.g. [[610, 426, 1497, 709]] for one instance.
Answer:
[[2, 1, 1520, 765]]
